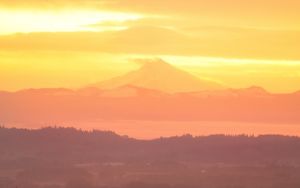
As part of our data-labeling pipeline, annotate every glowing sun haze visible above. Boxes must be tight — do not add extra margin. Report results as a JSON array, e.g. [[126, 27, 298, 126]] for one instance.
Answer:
[[0, 9, 142, 34], [1, 0, 300, 93]]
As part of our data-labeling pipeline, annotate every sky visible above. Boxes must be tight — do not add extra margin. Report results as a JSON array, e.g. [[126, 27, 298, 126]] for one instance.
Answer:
[[1, 0, 300, 93]]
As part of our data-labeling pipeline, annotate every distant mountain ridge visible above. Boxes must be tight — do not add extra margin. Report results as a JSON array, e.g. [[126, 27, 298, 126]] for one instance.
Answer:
[[4, 85, 278, 98], [0, 84, 300, 124], [0, 59, 300, 125]]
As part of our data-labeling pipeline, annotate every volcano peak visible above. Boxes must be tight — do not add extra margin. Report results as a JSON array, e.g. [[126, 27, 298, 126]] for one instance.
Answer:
[[91, 59, 224, 93]]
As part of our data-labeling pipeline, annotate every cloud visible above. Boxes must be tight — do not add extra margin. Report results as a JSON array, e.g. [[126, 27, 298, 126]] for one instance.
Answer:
[[0, 0, 109, 9], [130, 58, 167, 66], [0, 26, 300, 60], [2, 0, 300, 21], [1, 0, 300, 38]]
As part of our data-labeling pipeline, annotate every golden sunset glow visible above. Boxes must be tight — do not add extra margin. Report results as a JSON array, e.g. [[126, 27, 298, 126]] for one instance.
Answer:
[[2, 2, 300, 186], [0, 9, 142, 34], [1, 0, 300, 93]]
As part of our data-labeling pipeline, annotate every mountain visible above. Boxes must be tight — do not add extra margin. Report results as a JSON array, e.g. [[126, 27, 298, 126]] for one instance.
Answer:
[[176, 86, 269, 98], [231, 86, 269, 96], [16, 88, 75, 96], [91, 59, 224, 93], [1, 85, 300, 125], [98, 85, 167, 98]]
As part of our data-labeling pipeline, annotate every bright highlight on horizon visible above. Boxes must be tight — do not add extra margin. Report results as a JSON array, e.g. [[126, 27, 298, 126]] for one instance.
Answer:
[[0, 0, 300, 93], [0, 9, 142, 35]]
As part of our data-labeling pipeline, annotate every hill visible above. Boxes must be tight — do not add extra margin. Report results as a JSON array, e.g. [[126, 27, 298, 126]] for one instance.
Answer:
[[1, 127, 300, 188]]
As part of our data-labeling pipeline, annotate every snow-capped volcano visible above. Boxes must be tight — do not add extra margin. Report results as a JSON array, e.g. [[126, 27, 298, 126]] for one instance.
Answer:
[[92, 59, 223, 93]]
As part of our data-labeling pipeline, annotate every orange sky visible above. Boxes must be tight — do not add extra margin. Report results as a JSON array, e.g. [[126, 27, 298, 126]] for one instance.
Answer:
[[1, 0, 300, 93]]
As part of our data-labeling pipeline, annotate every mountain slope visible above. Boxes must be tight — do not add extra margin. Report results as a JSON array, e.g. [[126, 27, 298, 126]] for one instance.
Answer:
[[91, 59, 224, 93]]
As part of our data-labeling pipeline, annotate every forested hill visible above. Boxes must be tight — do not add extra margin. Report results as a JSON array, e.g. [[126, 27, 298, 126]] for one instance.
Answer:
[[1, 127, 300, 165]]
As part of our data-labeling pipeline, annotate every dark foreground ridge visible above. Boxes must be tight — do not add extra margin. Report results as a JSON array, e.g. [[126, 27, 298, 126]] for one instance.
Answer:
[[1, 127, 300, 188]]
